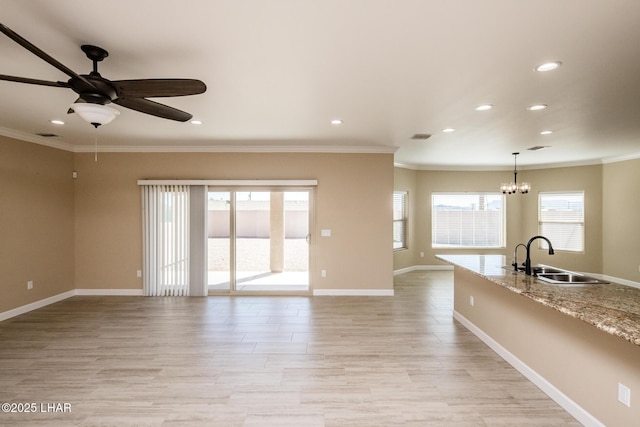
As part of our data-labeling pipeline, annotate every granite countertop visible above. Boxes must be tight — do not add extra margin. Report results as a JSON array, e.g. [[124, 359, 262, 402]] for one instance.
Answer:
[[436, 254, 640, 347]]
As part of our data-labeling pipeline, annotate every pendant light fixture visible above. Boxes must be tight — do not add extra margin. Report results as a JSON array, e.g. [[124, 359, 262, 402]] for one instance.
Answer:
[[500, 152, 530, 194]]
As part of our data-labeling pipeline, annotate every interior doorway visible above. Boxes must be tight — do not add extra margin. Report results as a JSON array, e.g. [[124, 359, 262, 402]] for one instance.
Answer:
[[207, 189, 311, 294]]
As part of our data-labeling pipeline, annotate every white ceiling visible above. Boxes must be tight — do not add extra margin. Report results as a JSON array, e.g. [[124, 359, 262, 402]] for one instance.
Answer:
[[2, 0, 640, 169]]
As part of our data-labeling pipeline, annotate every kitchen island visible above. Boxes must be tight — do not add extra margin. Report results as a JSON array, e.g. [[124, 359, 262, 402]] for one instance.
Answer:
[[437, 254, 639, 427]]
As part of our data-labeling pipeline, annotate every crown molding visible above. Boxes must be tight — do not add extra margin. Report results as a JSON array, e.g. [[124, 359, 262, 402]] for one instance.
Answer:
[[72, 144, 398, 154], [601, 151, 640, 164], [395, 153, 640, 171], [0, 126, 398, 155], [3, 125, 637, 166], [0, 126, 75, 151]]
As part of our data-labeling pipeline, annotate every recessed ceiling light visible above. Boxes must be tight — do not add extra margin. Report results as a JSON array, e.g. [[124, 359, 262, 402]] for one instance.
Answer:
[[535, 61, 562, 72], [442, 128, 455, 133], [527, 104, 548, 111], [190, 120, 202, 125], [475, 104, 493, 111], [50, 119, 65, 125], [540, 130, 554, 135], [330, 119, 343, 125]]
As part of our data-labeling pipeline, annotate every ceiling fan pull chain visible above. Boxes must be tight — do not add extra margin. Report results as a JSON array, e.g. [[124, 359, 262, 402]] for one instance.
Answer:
[[94, 129, 98, 162]]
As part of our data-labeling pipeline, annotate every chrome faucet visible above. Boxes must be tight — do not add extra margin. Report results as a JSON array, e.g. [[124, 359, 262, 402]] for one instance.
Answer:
[[512, 243, 527, 271], [524, 235, 555, 275]]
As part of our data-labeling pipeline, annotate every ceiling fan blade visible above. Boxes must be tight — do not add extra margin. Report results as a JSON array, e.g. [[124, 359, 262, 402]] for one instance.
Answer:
[[0, 74, 69, 88], [0, 22, 95, 89], [113, 97, 193, 122], [112, 79, 207, 98]]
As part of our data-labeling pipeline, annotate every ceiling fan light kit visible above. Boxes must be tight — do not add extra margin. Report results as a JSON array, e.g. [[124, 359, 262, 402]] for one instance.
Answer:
[[71, 103, 120, 128], [0, 22, 206, 128]]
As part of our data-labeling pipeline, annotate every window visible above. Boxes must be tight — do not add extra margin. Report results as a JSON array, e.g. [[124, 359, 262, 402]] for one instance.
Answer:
[[538, 192, 584, 252], [432, 193, 505, 248], [393, 191, 408, 250]]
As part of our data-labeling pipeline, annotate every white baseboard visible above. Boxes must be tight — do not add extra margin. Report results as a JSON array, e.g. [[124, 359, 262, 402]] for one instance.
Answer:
[[0, 290, 75, 322], [2, 286, 394, 320], [75, 289, 144, 296], [313, 289, 394, 296], [394, 264, 453, 275], [0, 288, 143, 322], [453, 311, 605, 427]]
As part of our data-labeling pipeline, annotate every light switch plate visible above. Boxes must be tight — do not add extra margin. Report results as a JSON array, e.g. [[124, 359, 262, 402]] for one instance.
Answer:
[[618, 383, 631, 407], [321, 229, 331, 237]]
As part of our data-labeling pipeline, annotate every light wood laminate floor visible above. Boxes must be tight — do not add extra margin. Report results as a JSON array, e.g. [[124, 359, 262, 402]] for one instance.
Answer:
[[0, 271, 581, 426]]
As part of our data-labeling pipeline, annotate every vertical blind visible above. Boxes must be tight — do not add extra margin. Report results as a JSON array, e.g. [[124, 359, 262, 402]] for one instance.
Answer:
[[142, 185, 191, 296]]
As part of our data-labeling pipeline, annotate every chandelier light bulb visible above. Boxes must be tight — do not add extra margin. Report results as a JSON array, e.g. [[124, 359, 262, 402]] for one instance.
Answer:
[[518, 182, 531, 194]]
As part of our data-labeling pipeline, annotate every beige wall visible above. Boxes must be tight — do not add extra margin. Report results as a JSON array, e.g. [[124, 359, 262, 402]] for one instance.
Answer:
[[395, 162, 626, 278], [454, 267, 640, 427], [3, 133, 638, 312], [0, 135, 74, 312], [74, 152, 394, 292], [603, 158, 640, 283], [1, 144, 393, 314]]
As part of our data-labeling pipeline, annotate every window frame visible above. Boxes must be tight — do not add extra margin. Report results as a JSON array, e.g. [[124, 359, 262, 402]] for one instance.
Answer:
[[393, 191, 408, 251], [431, 192, 506, 249], [538, 191, 585, 253]]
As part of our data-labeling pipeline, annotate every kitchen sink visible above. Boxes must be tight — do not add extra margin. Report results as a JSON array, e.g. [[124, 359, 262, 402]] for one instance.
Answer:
[[535, 272, 608, 285], [502, 264, 608, 285]]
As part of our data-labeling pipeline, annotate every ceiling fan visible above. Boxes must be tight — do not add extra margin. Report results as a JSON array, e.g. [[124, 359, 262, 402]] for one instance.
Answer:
[[0, 22, 206, 127]]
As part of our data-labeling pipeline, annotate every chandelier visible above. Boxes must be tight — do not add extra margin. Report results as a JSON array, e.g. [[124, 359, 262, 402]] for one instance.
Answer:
[[500, 152, 530, 194]]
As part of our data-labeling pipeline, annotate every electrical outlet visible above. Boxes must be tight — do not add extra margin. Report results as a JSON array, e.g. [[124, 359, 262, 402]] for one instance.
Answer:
[[136, 270, 142, 278], [618, 383, 631, 407], [420, 252, 425, 258], [321, 270, 327, 278], [27, 280, 33, 290], [469, 296, 474, 306]]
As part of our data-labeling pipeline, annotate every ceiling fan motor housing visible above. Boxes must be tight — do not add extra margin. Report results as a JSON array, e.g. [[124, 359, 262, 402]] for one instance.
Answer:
[[68, 74, 117, 105]]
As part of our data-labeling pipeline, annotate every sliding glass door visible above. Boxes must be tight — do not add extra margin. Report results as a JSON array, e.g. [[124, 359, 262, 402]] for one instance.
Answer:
[[207, 189, 310, 293], [207, 191, 231, 291]]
